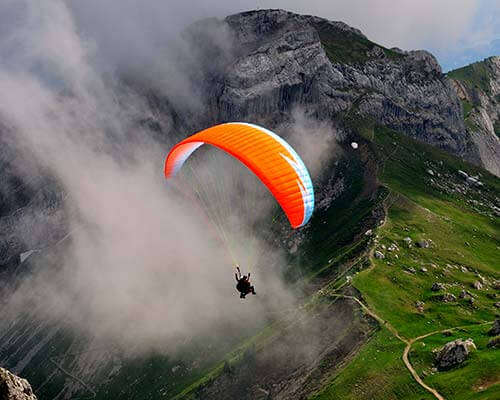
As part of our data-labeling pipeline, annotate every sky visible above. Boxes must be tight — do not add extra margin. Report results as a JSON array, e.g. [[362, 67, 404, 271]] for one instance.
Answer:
[[65, 0, 499, 72], [273, 0, 500, 70]]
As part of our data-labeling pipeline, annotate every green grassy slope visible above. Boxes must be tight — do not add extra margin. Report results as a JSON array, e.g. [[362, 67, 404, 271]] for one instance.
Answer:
[[161, 145, 384, 399], [447, 58, 494, 95], [411, 324, 499, 400], [17, 124, 498, 400], [170, 123, 499, 400], [174, 123, 499, 400], [314, 20, 404, 65], [87, 123, 499, 400], [311, 126, 499, 399]]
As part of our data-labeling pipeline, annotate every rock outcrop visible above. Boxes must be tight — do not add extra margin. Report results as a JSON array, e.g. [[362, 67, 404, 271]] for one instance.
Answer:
[[434, 338, 476, 371], [0, 367, 37, 400]]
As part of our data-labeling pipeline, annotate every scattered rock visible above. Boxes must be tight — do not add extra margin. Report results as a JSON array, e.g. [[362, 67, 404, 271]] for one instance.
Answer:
[[351, 142, 358, 149], [420, 267, 428, 273], [431, 282, 445, 292], [388, 243, 399, 252], [472, 281, 483, 290], [466, 176, 483, 187], [416, 239, 430, 248], [487, 336, 500, 348], [434, 338, 476, 371], [460, 266, 468, 273], [488, 319, 500, 336], [495, 302, 500, 308], [458, 170, 468, 179], [427, 169, 434, 176], [438, 293, 457, 302], [459, 290, 467, 299], [171, 365, 181, 373], [407, 267, 416, 274], [374, 251, 385, 259], [364, 229, 372, 236], [0, 367, 37, 400], [415, 301, 425, 312]]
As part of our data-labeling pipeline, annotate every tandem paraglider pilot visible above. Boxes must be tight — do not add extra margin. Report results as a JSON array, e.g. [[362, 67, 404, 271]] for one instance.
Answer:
[[235, 265, 256, 299]]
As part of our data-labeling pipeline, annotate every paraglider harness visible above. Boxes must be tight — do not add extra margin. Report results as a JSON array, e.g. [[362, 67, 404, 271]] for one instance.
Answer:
[[235, 266, 256, 299]]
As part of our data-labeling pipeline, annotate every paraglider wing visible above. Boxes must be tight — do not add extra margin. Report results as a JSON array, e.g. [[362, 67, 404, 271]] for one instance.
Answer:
[[164, 122, 314, 228]]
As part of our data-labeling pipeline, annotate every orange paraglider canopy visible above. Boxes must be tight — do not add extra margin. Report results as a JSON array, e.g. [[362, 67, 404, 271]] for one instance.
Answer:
[[164, 122, 314, 228]]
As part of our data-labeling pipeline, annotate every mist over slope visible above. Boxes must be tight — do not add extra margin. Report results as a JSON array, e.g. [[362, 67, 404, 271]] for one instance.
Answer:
[[0, 3, 498, 400]]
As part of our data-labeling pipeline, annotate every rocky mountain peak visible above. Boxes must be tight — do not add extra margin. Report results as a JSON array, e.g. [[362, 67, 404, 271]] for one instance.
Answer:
[[225, 9, 367, 43], [177, 9, 499, 175]]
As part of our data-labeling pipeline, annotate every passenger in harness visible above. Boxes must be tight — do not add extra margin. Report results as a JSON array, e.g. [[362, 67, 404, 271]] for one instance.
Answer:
[[235, 265, 256, 299]]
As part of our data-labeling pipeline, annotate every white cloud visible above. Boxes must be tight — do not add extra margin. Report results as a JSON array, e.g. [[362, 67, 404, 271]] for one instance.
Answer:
[[0, 0, 496, 354], [0, 0, 295, 352], [62, 1, 492, 74]]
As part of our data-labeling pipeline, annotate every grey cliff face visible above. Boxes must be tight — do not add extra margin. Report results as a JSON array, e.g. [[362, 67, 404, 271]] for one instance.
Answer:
[[449, 56, 500, 176], [186, 9, 496, 174]]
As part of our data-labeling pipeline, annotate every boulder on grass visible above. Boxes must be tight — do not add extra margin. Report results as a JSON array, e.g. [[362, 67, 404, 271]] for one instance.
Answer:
[[488, 319, 500, 336], [374, 251, 385, 259], [434, 338, 476, 371], [416, 239, 430, 248], [431, 282, 445, 292]]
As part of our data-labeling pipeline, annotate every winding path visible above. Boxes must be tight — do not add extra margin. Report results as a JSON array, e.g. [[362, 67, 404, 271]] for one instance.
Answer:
[[329, 293, 493, 400], [402, 322, 493, 400], [402, 332, 445, 400], [49, 356, 96, 399], [46, 347, 116, 400]]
